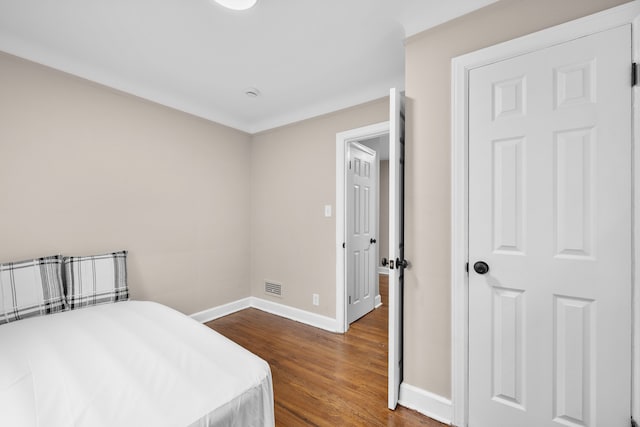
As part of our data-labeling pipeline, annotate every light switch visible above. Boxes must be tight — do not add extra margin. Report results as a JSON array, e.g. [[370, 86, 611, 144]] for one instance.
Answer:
[[324, 205, 332, 217]]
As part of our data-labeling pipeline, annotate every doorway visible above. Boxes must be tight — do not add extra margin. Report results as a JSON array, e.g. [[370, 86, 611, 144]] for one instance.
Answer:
[[345, 140, 378, 324], [336, 88, 405, 410], [336, 121, 390, 334], [361, 135, 391, 310]]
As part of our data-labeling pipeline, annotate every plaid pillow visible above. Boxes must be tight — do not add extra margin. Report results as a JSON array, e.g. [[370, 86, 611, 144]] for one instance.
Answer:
[[0, 255, 67, 324], [63, 251, 129, 309]]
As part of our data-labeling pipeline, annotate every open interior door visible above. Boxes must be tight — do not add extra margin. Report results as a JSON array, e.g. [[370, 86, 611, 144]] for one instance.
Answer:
[[388, 88, 405, 409]]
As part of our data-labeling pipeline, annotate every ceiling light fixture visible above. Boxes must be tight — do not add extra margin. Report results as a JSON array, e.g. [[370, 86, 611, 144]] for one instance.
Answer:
[[244, 87, 261, 98], [212, 0, 257, 11]]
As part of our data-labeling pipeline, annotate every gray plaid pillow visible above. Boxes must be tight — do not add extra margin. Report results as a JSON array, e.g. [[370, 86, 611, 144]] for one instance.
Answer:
[[0, 255, 67, 324], [63, 250, 128, 309]]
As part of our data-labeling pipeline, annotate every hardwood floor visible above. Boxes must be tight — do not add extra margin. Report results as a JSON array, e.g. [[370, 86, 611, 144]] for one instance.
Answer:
[[206, 276, 446, 427]]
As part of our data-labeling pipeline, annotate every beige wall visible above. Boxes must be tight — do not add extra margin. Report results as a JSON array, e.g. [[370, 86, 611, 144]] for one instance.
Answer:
[[0, 49, 388, 320], [250, 99, 389, 317], [403, 0, 631, 398], [0, 52, 252, 315]]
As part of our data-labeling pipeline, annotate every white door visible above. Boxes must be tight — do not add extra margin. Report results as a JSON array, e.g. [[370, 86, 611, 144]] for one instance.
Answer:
[[468, 25, 632, 427], [388, 88, 405, 409], [347, 141, 377, 324]]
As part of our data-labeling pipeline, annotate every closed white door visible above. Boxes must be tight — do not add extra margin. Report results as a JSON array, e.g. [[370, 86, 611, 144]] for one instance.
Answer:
[[469, 25, 632, 427], [347, 141, 377, 324]]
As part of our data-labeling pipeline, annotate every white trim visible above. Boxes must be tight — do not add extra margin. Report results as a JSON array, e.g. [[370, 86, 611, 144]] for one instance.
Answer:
[[451, 3, 640, 426], [191, 297, 339, 332], [375, 294, 382, 308], [451, 31, 471, 427], [398, 383, 452, 426], [190, 297, 252, 323], [336, 121, 390, 333], [250, 80, 402, 134], [251, 297, 339, 332]]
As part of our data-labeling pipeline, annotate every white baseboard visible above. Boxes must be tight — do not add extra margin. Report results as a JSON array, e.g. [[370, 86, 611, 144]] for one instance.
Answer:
[[190, 297, 252, 323], [250, 297, 339, 332], [191, 297, 339, 333], [375, 294, 382, 308], [398, 383, 452, 426], [377, 267, 390, 275]]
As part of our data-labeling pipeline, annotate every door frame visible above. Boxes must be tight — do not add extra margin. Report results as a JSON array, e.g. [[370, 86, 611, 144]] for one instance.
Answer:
[[336, 121, 389, 333], [450, 3, 640, 426]]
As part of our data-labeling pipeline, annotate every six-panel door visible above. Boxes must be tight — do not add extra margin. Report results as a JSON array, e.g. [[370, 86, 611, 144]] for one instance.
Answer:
[[469, 25, 632, 427]]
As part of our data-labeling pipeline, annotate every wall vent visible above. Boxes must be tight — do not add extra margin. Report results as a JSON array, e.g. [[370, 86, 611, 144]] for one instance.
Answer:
[[264, 281, 282, 297]]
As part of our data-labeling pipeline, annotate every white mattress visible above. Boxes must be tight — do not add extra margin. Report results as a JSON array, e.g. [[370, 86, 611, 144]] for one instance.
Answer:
[[0, 301, 274, 427]]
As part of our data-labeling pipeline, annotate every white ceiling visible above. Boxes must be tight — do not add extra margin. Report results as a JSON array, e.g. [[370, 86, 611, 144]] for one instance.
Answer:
[[0, 0, 496, 133]]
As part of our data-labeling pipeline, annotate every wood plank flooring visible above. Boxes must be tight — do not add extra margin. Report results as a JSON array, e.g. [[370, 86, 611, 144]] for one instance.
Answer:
[[206, 276, 446, 427]]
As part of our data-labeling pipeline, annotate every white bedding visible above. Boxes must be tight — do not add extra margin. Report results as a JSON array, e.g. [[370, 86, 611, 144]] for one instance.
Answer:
[[0, 301, 274, 427]]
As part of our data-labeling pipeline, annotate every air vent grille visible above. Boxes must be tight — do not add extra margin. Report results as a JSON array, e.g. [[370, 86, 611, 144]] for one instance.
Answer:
[[264, 281, 282, 297]]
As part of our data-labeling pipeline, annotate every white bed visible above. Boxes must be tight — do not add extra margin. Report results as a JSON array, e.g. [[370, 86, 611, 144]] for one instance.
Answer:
[[0, 301, 274, 427]]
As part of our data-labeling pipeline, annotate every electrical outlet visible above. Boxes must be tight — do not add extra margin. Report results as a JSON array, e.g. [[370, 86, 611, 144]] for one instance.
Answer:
[[312, 293, 319, 306]]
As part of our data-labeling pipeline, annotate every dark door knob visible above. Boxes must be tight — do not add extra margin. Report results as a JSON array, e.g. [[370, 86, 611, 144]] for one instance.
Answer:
[[473, 261, 489, 275], [370, 238, 377, 244], [396, 258, 409, 269]]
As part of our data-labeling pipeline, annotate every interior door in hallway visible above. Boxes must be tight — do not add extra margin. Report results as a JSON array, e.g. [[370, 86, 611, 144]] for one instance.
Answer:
[[468, 25, 632, 426], [347, 141, 377, 324]]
